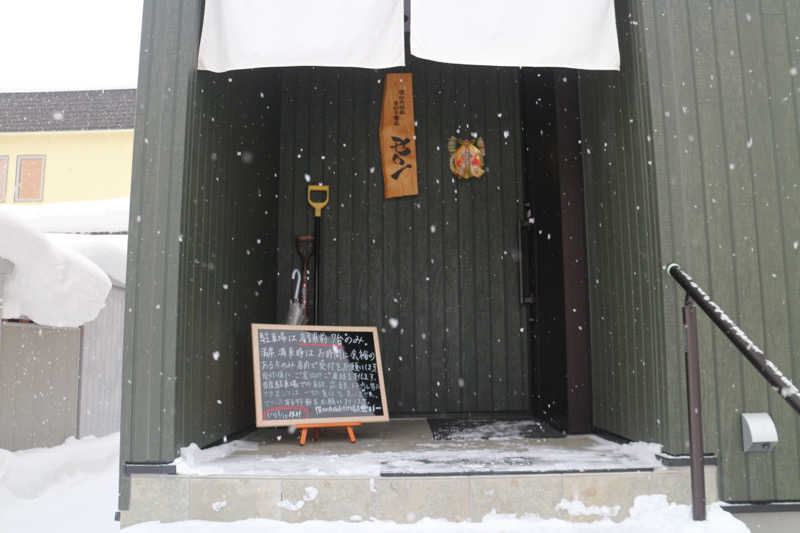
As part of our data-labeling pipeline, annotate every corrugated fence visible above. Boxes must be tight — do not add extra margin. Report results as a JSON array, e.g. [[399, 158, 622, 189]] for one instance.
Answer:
[[0, 285, 125, 451]]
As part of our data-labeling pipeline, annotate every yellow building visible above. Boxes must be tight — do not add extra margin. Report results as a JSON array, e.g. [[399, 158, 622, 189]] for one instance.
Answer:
[[0, 90, 135, 204]]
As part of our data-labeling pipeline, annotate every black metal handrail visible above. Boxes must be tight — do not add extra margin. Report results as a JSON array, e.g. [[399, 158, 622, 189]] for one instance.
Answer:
[[667, 264, 800, 414], [666, 263, 800, 521]]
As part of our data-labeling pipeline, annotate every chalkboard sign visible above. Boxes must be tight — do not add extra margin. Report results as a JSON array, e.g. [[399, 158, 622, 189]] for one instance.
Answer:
[[251, 324, 389, 427]]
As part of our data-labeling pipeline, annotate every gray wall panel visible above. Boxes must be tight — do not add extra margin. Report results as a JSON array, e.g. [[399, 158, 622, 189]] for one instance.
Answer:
[[79, 287, 125, 438], [0, 323, 81, 451]]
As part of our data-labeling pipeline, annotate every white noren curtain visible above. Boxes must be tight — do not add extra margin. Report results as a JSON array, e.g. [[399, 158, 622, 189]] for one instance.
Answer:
[[198, 0, 406, 71], [410, 0, 620, 70]]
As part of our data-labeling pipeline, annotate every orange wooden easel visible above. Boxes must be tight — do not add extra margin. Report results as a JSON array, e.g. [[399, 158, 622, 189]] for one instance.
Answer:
[[297, 423, 362, 445]]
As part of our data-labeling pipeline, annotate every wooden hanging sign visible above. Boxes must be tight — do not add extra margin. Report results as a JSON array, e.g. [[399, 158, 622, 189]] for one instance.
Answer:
[[379, 73, 418, 199]]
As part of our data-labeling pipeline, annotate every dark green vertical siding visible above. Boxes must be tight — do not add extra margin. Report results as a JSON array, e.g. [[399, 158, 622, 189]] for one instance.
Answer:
[[583, 0, 800, 501], [580, 0, 668, 449], [120, 0, 203, 509], [275, 60, 530, 415], [120, 1, 283, 510], [175, 68, 282, 449]]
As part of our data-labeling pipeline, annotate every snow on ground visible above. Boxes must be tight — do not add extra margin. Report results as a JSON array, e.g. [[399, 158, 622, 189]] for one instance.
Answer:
[[0, 209, 111, 326], [172, 433, 663, 477], [0, 433, 120, 533], [0, 434, 749, 533], [123, 500, 749, 533], [0, 197, 130, 233]]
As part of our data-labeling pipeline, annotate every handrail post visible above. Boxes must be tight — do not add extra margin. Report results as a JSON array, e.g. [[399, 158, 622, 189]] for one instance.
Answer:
[[683, 293, 706, 521]]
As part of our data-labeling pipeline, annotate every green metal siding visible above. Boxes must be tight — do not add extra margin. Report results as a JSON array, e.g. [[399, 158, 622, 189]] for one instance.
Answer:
[[582, 0, 800, 501], [175, 68, 282, 449], [121, 2, 283, 510], [120, 0, 203, 509], [275, 61, 530, 415], [580, 0, 669, 449]]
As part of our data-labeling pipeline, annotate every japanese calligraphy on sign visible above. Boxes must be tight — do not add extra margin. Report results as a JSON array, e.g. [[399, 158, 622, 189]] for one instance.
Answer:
[[380, 73, 418, 199], [251, 324, 390, 427]]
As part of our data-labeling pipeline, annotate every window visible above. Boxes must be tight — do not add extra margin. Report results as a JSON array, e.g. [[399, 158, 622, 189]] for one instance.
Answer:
[[0, 156, 8, 202], [15, 155, 45, 202]]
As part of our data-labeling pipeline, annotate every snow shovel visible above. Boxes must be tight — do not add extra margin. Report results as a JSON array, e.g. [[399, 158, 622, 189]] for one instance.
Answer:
[[285, 268, 305, 325], [295, 235, 314, 323], [307, 185, 329, 324]]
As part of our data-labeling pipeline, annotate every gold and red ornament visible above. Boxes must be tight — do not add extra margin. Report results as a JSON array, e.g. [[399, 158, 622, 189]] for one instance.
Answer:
[[447, 136, 486, 179]]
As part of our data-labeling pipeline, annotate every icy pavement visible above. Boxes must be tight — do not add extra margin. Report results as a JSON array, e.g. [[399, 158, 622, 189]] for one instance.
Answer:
[[173, 419, 663, 476]]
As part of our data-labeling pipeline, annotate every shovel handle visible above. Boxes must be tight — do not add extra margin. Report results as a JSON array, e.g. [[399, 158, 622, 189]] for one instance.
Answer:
[[307, 185, 330, 217]]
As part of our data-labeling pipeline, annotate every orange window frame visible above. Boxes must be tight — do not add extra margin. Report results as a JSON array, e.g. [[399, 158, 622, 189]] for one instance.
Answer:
[[15, 154, 46, 202], [0, 156, 8, 202]]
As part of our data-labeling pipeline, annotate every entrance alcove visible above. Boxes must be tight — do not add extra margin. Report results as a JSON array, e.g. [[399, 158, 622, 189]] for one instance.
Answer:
[[172, 55, 587, 444]]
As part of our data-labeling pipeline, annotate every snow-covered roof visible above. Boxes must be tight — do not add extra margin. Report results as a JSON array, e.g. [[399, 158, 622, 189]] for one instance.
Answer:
[[0, 210, 111, 327], [46, 234, 127, 288], [1, 197, 130, 234]]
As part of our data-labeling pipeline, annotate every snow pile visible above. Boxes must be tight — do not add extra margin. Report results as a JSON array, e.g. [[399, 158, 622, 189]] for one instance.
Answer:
[[0, 197, 130, 234], [0, 210, 111, 326], [47, 234, 128, 286], [556, 499, 620, 519], [175, 440, 260, 475], [0, 433, 118, 500], [0, 433, 119, 533], [0, 435, 750, 533]]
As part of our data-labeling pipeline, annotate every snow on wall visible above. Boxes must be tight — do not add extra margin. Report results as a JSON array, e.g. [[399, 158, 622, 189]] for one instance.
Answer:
[[0, 210, 111, 327]]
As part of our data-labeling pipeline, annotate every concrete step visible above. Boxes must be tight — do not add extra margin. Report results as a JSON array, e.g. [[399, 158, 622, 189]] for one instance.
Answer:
[[120, 465, 718, 526]]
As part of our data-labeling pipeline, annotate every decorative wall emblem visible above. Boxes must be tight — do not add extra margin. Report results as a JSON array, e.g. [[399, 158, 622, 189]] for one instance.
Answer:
[[448, 137, 486, 179]]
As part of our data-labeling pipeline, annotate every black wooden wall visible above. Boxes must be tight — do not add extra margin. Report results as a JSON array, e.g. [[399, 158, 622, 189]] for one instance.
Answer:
[[274, 59, 530, 416], [520, 69, 569, 429]]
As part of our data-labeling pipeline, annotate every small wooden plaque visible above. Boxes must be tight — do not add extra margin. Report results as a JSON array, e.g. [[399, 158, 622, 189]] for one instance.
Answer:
[[379, 73, 418, 199]]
